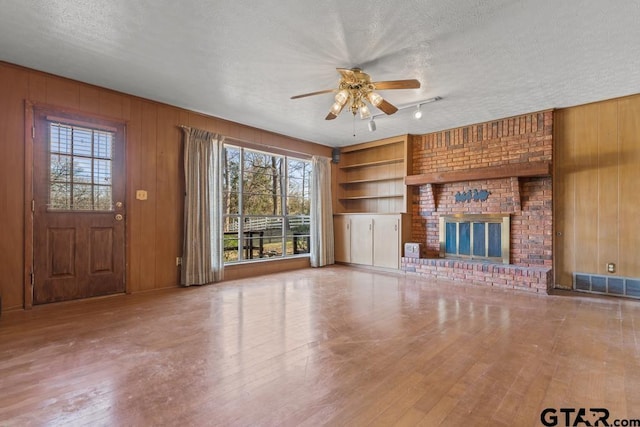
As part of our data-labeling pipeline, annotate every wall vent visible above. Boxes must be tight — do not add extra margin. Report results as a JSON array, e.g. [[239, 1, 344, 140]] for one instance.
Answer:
[[574, 273, 640, 299]]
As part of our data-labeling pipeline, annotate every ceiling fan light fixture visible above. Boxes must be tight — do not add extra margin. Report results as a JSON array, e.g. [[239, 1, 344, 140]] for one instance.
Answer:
[[359, 104, 371, 119], [329, 101, 345, 116], [335, 89, 349, 106], [367, 92, 383, 107]]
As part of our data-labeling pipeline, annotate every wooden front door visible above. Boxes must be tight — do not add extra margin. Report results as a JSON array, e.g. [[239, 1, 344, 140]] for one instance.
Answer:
[[32, 107, 126, 304]]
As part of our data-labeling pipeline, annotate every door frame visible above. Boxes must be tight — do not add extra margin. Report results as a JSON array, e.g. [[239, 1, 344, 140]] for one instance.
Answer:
[[23, 101, 129, 308]]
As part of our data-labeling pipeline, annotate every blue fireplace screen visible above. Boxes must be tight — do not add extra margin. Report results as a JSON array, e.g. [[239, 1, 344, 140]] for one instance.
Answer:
[[440, 215, 510, 264]]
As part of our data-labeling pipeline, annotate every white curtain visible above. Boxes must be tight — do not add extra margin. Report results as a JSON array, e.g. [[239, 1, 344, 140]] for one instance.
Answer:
[[181, 127, 224, 286], [310, 155, 334, 267]]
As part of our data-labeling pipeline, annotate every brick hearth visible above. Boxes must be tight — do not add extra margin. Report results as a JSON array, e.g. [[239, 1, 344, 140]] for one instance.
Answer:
[[402, 258, 553, 293]]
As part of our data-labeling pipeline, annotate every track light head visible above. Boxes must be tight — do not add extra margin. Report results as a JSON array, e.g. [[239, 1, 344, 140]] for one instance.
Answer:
[[413, 104, 423, 120]]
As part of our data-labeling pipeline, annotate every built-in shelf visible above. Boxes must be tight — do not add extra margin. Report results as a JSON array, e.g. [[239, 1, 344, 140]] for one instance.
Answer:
[[340, 176, 403, 184], [339, 158, 404, 169], [334, 135, 411, 214], [339, 194, 404, 200]]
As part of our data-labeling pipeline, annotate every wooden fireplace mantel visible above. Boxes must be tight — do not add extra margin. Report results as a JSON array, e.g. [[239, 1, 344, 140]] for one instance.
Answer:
[[405, 160, 551, 212], [404, 161, 551, 186]]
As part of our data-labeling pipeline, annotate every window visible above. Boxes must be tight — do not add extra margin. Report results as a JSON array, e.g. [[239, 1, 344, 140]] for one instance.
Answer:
[[48, 122, 114, 211], [222, 145, 311, 263]]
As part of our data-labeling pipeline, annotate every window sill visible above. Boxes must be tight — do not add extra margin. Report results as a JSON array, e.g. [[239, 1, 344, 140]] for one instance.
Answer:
[[223, 256, 311, 281], [224, 254, 310, 266]]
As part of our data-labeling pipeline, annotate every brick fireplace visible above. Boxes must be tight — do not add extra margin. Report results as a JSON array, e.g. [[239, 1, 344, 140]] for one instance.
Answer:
[[402, 111, 553, 293]]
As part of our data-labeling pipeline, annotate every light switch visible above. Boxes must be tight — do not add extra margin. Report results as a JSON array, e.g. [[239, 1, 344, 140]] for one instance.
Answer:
[[136, 190, 148, 200]]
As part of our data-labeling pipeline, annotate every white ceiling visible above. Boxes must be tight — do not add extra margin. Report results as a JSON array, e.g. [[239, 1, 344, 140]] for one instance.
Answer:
[[1, 0, 639, 147]]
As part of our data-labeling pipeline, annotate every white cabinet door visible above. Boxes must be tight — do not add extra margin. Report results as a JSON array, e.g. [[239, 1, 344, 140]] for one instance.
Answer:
[[350, 216, 373, 266], [373, 215, 400, 269]]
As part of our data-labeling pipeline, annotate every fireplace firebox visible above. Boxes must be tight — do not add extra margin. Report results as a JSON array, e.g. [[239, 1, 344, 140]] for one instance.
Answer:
[[439, 214, 510, 264]]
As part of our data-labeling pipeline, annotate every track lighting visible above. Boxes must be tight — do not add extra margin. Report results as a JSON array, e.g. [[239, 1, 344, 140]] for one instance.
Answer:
[[364, 96, 441, 131], [413, 104, 423, 120]]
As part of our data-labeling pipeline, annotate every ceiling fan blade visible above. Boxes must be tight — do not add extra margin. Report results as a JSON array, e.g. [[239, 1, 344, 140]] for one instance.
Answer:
[[325, 112, 338, 120], [372, 79, 421, 90], [377, 98, 398, 115], [290, 89, 335, 99]]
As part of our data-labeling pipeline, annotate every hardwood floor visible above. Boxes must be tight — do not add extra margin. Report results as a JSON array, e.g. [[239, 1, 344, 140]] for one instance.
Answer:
[[1, 265, 639, 426]]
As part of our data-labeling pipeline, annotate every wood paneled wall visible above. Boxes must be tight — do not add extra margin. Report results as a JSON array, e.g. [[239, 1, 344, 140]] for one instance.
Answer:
[[554, 94, 640, 288], [0, 62, 331, 311]]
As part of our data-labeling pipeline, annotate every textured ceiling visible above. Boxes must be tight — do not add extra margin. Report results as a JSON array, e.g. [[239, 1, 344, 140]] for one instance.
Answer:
[[1, 0, 639, 147]]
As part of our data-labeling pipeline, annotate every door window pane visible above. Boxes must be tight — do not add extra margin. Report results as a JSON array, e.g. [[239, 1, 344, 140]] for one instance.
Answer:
[[72, 184, 93, 210], [50, 183, 71, 209], [50, 154, 72, 182], [94, 186, 112, 211], [72, 158, 92, 183]]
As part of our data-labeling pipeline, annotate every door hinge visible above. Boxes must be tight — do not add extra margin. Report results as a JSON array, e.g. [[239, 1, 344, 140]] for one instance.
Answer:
[[31, 126, 35, 139], [30, 272, 34, 285], [31, 200, 35, 212]]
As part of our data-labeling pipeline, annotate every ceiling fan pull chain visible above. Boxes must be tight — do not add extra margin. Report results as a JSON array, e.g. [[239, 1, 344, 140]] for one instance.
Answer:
[[353, 114, 356, 138]]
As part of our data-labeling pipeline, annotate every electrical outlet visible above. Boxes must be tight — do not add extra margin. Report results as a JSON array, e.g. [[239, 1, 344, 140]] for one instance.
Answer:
[[607, 262, 615, 273], [176, 257, 182, 266]]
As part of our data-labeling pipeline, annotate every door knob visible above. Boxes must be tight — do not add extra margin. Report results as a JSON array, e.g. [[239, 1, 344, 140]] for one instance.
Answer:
[[115, 214, 124, 221]]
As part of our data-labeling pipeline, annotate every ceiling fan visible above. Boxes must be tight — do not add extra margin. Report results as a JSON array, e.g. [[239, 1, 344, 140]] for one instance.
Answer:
[[291, 67, 421, 120]]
